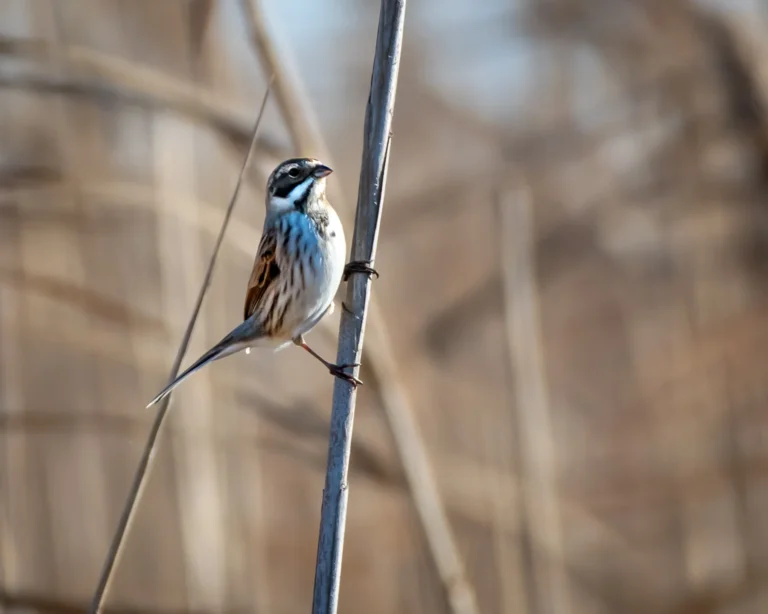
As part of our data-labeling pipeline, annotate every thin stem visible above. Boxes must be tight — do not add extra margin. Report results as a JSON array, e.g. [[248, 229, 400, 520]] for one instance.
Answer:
[[310, 2, 406, 613], [85, 78, 273, 614], [240, 3, 478, 612]]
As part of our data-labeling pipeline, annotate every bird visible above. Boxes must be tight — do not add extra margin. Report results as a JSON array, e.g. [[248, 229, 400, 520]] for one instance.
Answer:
[[146, 157, 363, 408]]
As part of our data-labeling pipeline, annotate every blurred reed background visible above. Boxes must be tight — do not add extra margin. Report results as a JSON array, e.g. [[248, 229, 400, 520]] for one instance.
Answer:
[[2, 0, 768, 613]]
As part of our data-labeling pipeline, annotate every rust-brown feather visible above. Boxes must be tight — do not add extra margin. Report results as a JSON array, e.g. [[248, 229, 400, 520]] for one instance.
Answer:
[[244, 228, 280, 321]]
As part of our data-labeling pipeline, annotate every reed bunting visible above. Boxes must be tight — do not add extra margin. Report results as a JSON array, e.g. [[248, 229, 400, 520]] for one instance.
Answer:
[[146, 157, 363, 408]]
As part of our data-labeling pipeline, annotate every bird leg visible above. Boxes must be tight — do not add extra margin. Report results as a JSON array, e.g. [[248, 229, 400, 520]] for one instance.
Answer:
[[294, 336, 362, 387], [343, 259, 379, 281]]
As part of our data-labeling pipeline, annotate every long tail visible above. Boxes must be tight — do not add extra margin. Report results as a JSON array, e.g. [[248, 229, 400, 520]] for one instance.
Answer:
[[145, 321, 257, 408]]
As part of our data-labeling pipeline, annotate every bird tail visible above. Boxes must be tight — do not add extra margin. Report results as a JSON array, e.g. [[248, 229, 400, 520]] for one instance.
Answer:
[[145, 321, 256, 408]]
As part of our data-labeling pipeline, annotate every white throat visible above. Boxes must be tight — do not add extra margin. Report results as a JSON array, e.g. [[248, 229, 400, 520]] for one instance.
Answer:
[[269, 177, 315, 213]]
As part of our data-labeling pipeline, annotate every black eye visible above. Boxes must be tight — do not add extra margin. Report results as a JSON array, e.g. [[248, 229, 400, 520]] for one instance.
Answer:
[[287, 167, 300, 179]]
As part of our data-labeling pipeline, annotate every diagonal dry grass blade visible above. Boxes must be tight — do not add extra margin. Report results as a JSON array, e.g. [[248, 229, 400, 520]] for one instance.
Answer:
[[85, 77, 274, 614]]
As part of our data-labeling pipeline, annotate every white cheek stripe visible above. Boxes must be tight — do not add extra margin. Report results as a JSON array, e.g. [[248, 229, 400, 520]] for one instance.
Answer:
[[270, 176, 313, 211], [288, 177, 313, 204], [269, 176, 316, 212]]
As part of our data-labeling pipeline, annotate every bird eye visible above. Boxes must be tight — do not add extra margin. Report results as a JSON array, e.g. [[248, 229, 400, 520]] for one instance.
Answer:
[[287, 167, 300, 179]]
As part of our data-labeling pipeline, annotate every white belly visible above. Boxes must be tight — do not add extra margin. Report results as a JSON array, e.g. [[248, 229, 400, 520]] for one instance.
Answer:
[[276, 206, 346, 343]]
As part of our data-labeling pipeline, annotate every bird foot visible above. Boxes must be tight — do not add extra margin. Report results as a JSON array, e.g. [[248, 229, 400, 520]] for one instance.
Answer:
[[328, 362, 363, 387], [343, 260, 379, 281]]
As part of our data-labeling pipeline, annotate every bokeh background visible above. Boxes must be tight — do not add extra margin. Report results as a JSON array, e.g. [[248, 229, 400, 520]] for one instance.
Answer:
[[2, 0, 768, 613]]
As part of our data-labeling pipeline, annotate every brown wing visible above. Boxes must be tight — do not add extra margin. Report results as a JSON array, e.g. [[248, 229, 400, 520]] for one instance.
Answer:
[[243, 228, 280, 320]]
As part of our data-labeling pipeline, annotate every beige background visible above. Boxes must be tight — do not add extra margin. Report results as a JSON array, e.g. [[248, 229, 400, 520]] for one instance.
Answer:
[[1, 1, 768, 613]]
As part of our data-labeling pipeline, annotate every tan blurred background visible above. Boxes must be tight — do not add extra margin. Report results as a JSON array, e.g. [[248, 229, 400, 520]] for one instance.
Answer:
[[2, 0, 768, 613]]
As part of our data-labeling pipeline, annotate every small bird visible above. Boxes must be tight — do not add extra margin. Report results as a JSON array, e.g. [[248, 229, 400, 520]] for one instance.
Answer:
[[146, 157, 362, 408]]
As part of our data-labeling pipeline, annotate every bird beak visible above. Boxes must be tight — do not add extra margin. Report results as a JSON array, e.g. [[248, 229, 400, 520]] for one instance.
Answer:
[[312, 164, 333, 178]]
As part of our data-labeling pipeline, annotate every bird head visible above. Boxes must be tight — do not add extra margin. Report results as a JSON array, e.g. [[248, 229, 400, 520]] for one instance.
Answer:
[[266, 157, 333, 214]]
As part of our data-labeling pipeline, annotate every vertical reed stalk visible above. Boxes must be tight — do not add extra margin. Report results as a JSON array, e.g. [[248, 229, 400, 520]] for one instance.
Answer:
[[310, 2, 406, 613], [242, 3, 479, 611]]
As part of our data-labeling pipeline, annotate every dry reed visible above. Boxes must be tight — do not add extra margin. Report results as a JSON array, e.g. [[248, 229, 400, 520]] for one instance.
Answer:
[[85, 81, 274, 614]]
